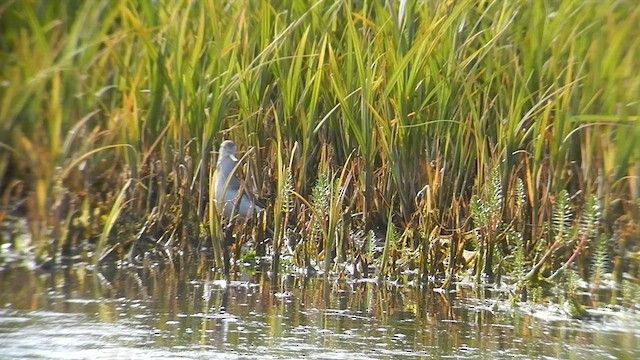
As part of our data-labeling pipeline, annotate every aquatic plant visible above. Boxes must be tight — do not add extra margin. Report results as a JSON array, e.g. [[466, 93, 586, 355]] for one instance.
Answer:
[[0, 0, 637, 308]]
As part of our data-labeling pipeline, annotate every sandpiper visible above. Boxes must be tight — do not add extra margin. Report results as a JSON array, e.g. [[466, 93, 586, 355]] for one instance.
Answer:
[[214, 140, 263, 218]]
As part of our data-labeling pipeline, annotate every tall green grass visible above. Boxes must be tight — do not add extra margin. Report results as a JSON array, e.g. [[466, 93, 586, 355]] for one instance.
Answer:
[[0, 0, 638, 291]]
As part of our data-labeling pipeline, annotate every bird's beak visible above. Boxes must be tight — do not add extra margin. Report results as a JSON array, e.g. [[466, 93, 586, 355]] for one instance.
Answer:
[[230, 154, 238, 161]]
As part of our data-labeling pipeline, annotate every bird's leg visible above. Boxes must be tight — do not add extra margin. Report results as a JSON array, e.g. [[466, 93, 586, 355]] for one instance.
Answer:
[[222, 220, 236, 276]]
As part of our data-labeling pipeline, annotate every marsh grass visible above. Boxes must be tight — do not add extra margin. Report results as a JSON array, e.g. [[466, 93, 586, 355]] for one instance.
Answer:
[[0, 0, 638, 303]]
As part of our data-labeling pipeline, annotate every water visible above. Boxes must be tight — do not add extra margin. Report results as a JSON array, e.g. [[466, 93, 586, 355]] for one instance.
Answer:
[[0, 256, 638, 359]]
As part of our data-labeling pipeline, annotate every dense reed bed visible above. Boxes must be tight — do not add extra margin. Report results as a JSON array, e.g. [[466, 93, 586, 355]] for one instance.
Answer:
[[0, 0, 638, 305]]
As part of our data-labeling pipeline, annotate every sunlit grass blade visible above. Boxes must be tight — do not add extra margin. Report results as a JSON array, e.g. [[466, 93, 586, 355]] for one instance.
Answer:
[[95, 179, 131, 264]]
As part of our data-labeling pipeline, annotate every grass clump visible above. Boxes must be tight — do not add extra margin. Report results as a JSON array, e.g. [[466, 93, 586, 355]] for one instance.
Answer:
[[0, 0, 637, 305]]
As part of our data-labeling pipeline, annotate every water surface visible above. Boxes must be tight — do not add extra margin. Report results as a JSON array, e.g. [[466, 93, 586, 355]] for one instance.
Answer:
[[0, 256, 638, 359]]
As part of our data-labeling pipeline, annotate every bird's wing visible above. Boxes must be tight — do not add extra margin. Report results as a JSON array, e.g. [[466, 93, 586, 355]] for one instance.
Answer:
[[225, 174, 242, 191], [215, 155, 243, 199]]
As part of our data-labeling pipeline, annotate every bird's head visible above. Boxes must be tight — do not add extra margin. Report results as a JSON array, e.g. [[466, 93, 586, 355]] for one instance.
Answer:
[[218, 140, 238, 161]]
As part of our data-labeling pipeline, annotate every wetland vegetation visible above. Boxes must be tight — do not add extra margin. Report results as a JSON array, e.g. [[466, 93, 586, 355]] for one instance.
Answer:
[[1, 0, 639, 327]]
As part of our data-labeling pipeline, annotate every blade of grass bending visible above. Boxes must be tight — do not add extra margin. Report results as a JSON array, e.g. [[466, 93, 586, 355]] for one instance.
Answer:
[[57, 144, 136, 181], [208, 155, 224, 269], [94, 179, 131, 264], [378, 201, 395, 280]]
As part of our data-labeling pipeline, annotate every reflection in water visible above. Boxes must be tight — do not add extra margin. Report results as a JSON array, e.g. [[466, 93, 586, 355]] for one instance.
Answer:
[[0, 256, 638, 359]]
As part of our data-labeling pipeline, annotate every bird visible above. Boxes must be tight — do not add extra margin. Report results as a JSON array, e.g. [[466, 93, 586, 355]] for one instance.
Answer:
[[214, 140, 264, 219]]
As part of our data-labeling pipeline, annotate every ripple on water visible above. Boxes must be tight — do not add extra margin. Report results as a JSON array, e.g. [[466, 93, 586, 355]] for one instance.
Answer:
[[1, 261, 639, 359]]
